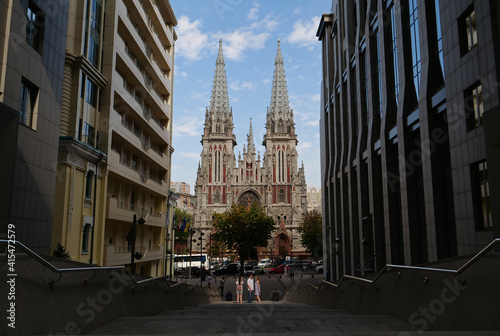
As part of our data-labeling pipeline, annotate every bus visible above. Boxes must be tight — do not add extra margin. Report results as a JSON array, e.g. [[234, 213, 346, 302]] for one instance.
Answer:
[[173, 254, 207, 270]]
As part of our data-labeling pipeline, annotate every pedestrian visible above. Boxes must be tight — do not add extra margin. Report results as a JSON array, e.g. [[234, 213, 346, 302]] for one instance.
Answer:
[[271, 288, 280, 301], [290, 267, 294, 282], [236, 276, 244, 303], [247, 274, 254, 303], [225, 290, 233, 301], [219, 276, 225, 298], [254, 276, 261, 303], [206, 273, 212, 288]]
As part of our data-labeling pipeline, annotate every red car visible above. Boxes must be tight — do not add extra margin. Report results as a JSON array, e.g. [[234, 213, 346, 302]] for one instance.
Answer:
[[268, 265, 290, 274]]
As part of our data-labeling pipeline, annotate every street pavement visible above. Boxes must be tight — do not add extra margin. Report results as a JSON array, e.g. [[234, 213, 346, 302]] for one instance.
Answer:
[[176, 270, 323, 301]]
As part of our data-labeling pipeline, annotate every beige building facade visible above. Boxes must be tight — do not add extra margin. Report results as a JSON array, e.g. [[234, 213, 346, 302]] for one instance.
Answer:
[[52, 0, 177, 276]]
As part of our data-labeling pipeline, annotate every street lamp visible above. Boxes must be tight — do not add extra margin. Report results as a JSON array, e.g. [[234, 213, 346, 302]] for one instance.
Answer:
[[188, 227, 196, 279], [128, 214, 146, 274]]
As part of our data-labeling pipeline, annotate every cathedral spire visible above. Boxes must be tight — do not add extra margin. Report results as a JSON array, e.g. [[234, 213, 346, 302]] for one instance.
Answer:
[[247, 118, 256, 155], [209, 38, 230, 115], [267, 39, 293, 135], [204, 39, 233, 138]]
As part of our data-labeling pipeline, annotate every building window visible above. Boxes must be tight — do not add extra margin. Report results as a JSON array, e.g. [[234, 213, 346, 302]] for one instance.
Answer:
[[361, 50, 369, 127], [82, 122, 95, 147], [26, 1, 44, 53], [461, 7, 477, 54], [88, 0, 103, 67], [408, 0, 421, 100], [465, 83, 483, 130], [471, 161, 492, 230], [85, 172, 94, 199], [86, 78, 98, 107], [372, 29, 383, 118], [214, 150, 221, 182], [82, 224, 91, 253], [279, 189, 285, 203], [277, 150, 285, 182], [19, 79, 38, 129], [434, 0, 444, 78], [214, 190, 220, 204], [389, 4, 399, 104]]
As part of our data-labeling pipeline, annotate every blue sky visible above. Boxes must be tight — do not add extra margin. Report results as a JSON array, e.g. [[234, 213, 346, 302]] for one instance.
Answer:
[[170, 1, 330, 193]]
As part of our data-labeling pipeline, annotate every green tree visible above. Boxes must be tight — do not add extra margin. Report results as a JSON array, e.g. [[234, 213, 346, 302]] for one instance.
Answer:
[[52, 243, 71, 260], [297, 209, 323, 260], [213, 203, 275, 272]]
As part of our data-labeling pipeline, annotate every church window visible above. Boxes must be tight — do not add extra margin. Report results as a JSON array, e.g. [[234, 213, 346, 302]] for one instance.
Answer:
[[214, 150, 222, 182], [279, 189, 285, 203], [278, 149, 285, 182], [214, 190, 220, 203]]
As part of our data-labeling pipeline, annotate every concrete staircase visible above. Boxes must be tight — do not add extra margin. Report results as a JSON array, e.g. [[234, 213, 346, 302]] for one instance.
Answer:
[[88, 301, 494, 335]]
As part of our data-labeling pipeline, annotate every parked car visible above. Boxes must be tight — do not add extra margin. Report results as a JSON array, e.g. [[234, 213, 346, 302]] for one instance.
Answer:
[[246, 260, 258, 267], [213, 264, 239, 276], [294, 260, 312, 270], [258, 259, 272, 268], [180, 266, 201, 278], [243, 265, 256, 275], [282, 260, 296, 267], [268, 265, 290, 275], [253, 265, 265, 274]]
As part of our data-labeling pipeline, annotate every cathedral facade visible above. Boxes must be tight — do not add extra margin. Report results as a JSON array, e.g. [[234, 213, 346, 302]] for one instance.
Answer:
[[194, 39, 308, 260]]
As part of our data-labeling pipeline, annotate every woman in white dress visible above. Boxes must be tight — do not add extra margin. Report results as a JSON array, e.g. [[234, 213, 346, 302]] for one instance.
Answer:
[[235, 276, 243, 303], [254, 276, 261, 303]]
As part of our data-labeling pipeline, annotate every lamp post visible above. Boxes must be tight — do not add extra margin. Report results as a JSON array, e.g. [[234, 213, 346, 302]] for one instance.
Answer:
[[188, 227, 195, 279], [199, 230, 205, 287], [130, 214, 145, 274]]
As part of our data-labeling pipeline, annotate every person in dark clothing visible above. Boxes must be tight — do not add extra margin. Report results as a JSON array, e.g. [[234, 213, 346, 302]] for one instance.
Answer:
[[271, 288, 280, 301], [226, 291, 233, 301], [219, 276, 226, 297]]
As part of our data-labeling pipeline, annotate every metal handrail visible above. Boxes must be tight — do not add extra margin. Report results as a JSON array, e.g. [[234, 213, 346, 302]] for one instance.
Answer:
[[0, 240, 204, 295], [328, 238, 500, 288], [0, 240, 124, 285]]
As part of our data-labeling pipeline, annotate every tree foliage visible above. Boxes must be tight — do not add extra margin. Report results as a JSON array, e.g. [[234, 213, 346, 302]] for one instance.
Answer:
[[212, 203, 275, 270], [52, 243, 71, 260], [297, 209, 323, 260]]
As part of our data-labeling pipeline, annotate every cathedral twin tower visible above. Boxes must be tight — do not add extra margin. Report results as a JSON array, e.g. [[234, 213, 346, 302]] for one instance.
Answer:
[[194, 39, 308, 258]]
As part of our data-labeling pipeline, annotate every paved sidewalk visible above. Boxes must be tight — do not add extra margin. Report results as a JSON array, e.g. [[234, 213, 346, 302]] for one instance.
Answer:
[[88, 301, 500, 335]]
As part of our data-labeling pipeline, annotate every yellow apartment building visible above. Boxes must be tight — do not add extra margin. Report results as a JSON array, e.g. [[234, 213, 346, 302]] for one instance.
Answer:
[[52, 0, 177, 276]]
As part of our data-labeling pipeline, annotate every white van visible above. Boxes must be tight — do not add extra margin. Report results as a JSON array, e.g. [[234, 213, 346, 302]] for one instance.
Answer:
[[258, 259, 272, 268]]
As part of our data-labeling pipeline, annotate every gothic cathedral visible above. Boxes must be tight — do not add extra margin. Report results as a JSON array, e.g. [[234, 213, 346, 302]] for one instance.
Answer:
[[194, 39, 308, 259]]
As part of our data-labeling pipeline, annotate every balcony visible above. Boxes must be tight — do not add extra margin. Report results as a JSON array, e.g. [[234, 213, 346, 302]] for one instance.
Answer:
[[122, 0, 174, 76], [118, 12, 173, 93], [106, 194, 166, 228], [113, 70, 171, 140], [103, 243, 164, 267]]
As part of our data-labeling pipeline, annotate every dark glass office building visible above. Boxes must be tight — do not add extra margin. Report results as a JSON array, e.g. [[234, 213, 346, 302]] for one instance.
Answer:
[[317, 0, 500, 281]]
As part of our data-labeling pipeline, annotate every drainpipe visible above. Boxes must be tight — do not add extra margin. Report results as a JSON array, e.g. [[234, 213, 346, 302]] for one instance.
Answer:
[[89, 153, 104, 265]]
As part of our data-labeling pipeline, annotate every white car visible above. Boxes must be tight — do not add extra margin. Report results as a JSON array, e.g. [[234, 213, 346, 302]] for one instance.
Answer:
[[258, 259, 272, 268]]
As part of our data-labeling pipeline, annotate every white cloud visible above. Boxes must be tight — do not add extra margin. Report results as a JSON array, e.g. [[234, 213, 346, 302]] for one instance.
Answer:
[[261, 78, 271, 84], [287, 16, 321, 50], [220, 30, 270, 61], [174, 115, 202, 137], [176, 16, 209, 62], [230, 80, 257, 91], [293, 7, 302, 15], [297, 141, 312, 153], [246, 3, 260, 21]]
